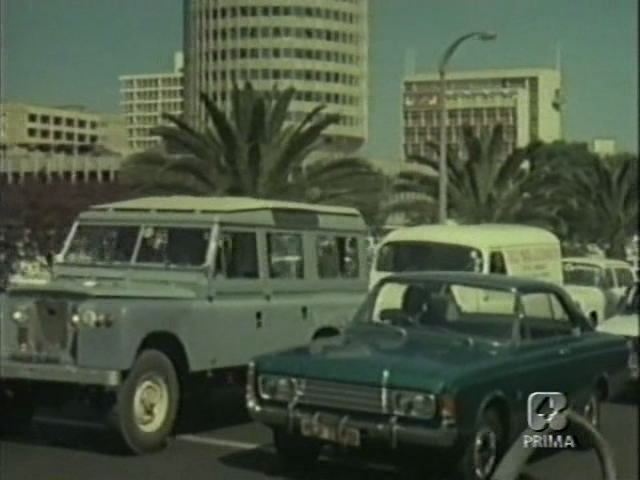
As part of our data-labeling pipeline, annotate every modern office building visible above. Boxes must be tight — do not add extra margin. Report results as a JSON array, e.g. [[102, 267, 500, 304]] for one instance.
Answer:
[[0, 103, 128, 156], [403, 68, 564, 157], [119, 52, 184, 152], [182, 0, 369, 154]]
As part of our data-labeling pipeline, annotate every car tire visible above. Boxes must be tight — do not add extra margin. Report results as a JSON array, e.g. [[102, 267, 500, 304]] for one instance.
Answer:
[[107, 350, 180, 454], [273, 427, 321, 471], [457, 408, 505, 480], [0, 385, 35, 436], [574, 389, 601, 450]]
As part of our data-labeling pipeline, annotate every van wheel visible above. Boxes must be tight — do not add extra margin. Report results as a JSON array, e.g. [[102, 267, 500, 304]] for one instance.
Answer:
[[273, 427, 321, 471], [0, 385, 35, 435], [457, 409, 505, 480], [108, 350, 179, 454]]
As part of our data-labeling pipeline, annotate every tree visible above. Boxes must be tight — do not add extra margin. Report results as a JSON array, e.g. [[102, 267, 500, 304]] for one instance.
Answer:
[[119, 81, 384, 226], [389, 125, 563, 227], [566, 153, 638, 258]]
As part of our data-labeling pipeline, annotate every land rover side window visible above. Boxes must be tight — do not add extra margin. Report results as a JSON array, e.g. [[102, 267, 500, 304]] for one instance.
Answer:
[[136, 227, 210, 267], [316, 235, 359, 278], [267, 232, 303, 279], [615, 267, 635, 288], [489, 251, 507, 274], [64, 225, 139, 264], [214, 231, 259, 278]]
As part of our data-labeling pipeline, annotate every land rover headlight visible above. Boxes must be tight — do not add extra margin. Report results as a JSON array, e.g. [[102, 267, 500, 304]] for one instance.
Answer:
[[258, 375, 294, 401], [391, 390, 436, 419], [11, 308, 29, 324]]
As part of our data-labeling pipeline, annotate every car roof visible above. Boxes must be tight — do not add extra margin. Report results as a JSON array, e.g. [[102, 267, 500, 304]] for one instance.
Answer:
[[91, 195, 360, 216], [563, 256, 632, 268], [382, 271, 561, 293], [381, 224, 559, 248]]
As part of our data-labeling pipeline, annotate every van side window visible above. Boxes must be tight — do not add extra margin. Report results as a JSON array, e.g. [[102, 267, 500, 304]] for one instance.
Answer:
[[489, 251, 507, 274], [267, 232, 304, 279], [136, 227, 210, 266], [215, 231, 259, 278], [615, 268, 635, 288], [316, 235, 360, 278]]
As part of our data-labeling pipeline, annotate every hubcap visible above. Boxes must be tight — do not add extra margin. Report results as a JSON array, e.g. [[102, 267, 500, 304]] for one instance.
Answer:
[[133, 375, 169, 433], [584, 395, 598, 428], [473, 426, 497, 479]]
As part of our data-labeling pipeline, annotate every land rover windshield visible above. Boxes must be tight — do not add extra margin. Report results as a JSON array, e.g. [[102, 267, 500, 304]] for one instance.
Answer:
[[376, 241, 483, 273], [63, 224, 211, 267]]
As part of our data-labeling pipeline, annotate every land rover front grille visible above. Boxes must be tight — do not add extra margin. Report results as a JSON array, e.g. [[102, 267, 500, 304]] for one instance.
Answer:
[[32, 299, 70, 351], [298, 379, 382, 413]]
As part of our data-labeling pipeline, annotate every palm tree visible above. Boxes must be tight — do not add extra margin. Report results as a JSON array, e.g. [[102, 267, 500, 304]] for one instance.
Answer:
[[565, 153, 638, 259], [389, 125, 564, 227], [120, 82, 377, 202]]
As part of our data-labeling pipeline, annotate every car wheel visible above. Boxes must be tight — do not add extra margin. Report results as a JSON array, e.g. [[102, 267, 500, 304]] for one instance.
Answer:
[[108, 350, 180, 454], [458, 409, 505, 480], [575, 389, 601, 450], [0, 384, 35, 435], [273, 427, 321, 471]]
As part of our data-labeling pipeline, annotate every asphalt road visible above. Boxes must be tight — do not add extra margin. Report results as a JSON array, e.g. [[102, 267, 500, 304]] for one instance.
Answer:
[[0, 386, 637, 480]]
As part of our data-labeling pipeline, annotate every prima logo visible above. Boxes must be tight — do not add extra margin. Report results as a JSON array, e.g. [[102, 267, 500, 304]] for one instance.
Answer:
[[523, 392, 576, 449]]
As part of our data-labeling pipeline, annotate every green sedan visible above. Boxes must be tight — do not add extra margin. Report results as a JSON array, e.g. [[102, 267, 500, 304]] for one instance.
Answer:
[[247, 272, 632, 480]]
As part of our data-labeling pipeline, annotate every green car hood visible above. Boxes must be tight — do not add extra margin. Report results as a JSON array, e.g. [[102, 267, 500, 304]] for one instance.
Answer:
[[257, 324, 508, 393], [7, 277, 195, 300]]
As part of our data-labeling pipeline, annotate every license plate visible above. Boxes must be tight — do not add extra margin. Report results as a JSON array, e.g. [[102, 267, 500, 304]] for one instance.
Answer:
[[300, 415, 360, 447]]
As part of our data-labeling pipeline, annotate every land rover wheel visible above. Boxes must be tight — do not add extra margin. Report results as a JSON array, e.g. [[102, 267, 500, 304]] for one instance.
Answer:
[[0, 384, 35, 435], [458, 409, 505, 480], [109, 350, 180, 454], [273, 427, 321, 471]]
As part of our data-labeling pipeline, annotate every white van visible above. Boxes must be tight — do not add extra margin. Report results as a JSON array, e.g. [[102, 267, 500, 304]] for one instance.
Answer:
[[370, 224, 599, 318]]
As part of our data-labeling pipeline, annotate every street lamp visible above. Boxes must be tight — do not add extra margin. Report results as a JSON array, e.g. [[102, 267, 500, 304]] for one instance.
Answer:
[[437, 31, 497, 223]]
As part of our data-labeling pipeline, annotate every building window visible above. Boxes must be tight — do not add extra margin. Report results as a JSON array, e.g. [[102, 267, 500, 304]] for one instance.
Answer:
[[40, 115, 50, 123], [27, 128, 36, 137], [267, 232, 304, 279], [28, 113, 37, 122]]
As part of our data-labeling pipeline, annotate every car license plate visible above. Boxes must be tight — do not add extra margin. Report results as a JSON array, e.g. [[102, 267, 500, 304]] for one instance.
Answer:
[[300, 415, 360, 447]]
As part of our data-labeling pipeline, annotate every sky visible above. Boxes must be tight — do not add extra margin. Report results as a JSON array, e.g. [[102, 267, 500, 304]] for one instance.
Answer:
[[3, 0, 638, 158]]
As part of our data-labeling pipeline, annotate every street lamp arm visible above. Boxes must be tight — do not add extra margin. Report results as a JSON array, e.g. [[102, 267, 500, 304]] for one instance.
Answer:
[[438, 32, 495, 74]]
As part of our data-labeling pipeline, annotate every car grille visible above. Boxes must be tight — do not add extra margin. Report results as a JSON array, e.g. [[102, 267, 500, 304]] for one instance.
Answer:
[[298, 379, 382, 413], [31, 298, 70, 352]]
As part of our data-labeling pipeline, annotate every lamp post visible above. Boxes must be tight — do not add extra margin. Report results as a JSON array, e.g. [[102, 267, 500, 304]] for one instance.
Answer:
[[437, 31, 497, 223]]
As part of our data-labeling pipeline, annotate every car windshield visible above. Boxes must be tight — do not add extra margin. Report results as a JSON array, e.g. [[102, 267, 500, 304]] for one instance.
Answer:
[[376, 241, 484, 273], [562, 262, 602, 287], [63, 224, 140, 264], [353, 278, 518, 342]]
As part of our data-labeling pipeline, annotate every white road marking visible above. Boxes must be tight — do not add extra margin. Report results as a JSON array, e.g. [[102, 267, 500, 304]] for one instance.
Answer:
[[177, 434, 264, 451]]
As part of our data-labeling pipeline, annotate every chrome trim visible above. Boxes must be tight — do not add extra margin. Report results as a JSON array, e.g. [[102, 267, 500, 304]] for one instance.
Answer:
[[381, 368, 390, 413], [0, 360, 121, 386], [246, 361, 257, 411]]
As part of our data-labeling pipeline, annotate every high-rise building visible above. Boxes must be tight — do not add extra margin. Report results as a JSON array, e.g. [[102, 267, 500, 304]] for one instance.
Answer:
[[183, 0, 369, 154], [403, 68, 564, 157], [119, 52, 184, 152], [0, 103, 128, 156]]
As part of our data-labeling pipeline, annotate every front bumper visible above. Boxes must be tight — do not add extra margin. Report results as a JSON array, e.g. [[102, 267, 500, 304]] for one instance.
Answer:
[[0, 359, 121, 387], [248, 402, 458, 449]]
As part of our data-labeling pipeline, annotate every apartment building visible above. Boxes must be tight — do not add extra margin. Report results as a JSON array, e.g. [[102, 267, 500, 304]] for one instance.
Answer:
[[182, 0, 369, 154], [119, 52, 184, 152], [403, 68, 564, 157]]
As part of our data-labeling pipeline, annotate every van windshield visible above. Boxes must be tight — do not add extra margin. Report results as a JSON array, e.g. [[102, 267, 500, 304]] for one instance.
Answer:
[[562, 262, 602, 287], [375, 241, 484, 273]]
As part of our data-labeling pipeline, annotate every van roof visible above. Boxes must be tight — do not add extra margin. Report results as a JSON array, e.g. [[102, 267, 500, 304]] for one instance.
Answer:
[[90, 196, 361, 216], [381, 224, 559, 248], [563, 256, 632, 268]]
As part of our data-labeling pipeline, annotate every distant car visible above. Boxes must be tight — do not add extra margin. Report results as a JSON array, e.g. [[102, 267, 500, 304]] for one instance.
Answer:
[[247, 272, 632, 480], [597, 284, 639, 380]]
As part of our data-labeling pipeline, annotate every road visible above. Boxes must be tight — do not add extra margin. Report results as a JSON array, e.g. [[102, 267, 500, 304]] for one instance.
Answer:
[[1, 387, 637, 480]]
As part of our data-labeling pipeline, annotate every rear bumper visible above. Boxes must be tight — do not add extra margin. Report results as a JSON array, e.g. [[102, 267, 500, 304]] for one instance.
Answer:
[[0, 359, 121, 387], [248, 402, 458, 448]]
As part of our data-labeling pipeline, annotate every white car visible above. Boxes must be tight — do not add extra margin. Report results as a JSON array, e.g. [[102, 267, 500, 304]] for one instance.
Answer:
[[597, 285, 639, 380]]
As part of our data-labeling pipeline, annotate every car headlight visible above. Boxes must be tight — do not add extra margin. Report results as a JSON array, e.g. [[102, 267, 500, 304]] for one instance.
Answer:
[[77, 310, 113, 327], [258, 375, 294, 401], [391, 390, 436, 419]]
